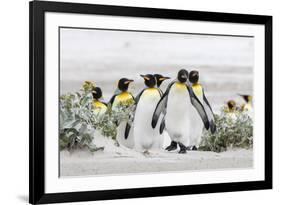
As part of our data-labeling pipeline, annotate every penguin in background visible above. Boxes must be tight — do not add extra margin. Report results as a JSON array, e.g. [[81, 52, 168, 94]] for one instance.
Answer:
[[91, 87, 107, 117], [110, 78, 134, 110], [126, 74, 162, 154], [154, 74, 170, 95], [109, 78, 135, 148], [239, 94, 253, 112], [188, 70, 216, 150], [152, 69, 210, 154], [223, 100, 239, 120], [224, 100, 238, 113], [238, 94, 253, 118]]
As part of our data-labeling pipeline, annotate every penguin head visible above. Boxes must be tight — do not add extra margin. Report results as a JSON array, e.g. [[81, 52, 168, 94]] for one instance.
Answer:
[[92, 87, 102, 100], [238, 94, 252, 103], [154, 74, 170, 87], [227, 100, 236, 111], [140, 74, 156, 88], [118, 78, 134, 92], [189, 70, 199, 84], [177, 69, 189, 83]]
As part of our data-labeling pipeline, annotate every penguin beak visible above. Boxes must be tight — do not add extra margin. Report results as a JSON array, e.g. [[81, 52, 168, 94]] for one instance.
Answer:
[[159, 76, 170, 81], [124, 79, 134, 84], [140, 75, 150, 81]]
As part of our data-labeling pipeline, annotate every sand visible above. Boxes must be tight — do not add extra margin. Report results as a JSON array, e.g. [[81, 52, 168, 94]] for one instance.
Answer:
[[60, 134, 253, 177]]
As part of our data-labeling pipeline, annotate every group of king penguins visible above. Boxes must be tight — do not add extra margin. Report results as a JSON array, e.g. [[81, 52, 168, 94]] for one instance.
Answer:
[[91, 69, 216, 154]]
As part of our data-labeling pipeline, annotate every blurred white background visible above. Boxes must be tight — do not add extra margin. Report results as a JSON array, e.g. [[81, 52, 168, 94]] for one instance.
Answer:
[[0, 0, 279, 204], [61, 28, 254, 112]]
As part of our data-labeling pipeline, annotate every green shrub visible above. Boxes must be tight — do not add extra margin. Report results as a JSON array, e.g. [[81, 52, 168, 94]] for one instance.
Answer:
[[59, 84, 135, 152], [199, 109, 253, 152]]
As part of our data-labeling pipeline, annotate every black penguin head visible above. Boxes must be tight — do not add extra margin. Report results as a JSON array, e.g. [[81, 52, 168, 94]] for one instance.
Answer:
[[177, 69, 189, 83], [227, 100, 236, 111], [140, 74, 156, 88], [118, 78, 134, 92], [154, 74, 170, 87], [92, 87, 102, 99], [189, 70, 199, 84], [238, 94, 252, 103]]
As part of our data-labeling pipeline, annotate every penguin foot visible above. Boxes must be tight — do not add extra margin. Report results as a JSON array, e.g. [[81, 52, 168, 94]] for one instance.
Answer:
[[187, 146, 197, 151], [114, 140, 120, 147], [165, 141, 177, 151], [178, 143, 187, 154], [192, 146, 198, 151], [143, 150, 150, 156]]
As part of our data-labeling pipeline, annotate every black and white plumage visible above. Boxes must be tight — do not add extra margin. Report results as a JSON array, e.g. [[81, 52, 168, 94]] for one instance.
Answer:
[[152, 69, 209, 153], [124, 74, 170, 150], [130, 74, 162, 152], [188, 70, 216, 150]]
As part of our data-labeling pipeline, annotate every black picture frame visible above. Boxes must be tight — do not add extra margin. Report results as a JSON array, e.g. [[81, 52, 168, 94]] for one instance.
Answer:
[[29, 0, 272, 204]]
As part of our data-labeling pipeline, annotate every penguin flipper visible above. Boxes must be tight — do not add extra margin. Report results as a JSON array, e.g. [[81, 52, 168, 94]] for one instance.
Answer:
[[152, 82, 174, 128], [159, 116, 166, 134], [134, 90, 144, 105], [187, 86, 210, 130], [203, 90, 216, 133], [124, 90, 144, 139], [124, 122, 131, 139], [108, 94, 117, 106]]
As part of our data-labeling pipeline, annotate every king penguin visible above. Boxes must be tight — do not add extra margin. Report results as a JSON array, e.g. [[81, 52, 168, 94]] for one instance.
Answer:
[[239, 94, 253, 112], [109, 78, 135, 148], [152, 69, 210, 153], [188, 70, 216, 150], [130, 74, 162, 153], [92, 87, 107, 117]]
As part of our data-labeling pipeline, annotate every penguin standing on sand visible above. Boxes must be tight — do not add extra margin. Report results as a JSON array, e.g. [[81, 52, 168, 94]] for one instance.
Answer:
[[152, 69, 210, 153], [109, 78, 135, 148], [128, 74, 162, 153], [92, 87, 107, 117], [188, 70, 216, 150], [124, 74, 170, 150]]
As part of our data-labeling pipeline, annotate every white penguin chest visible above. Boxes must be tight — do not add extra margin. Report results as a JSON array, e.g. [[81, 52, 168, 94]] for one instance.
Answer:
[[134, 88, 161, 150], [167, 83, 190, 115], [135, 88, 161, 118]]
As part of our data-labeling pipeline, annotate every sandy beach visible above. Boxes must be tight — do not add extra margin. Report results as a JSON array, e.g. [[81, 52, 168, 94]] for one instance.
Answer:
[[60, 135, 253, 177]]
